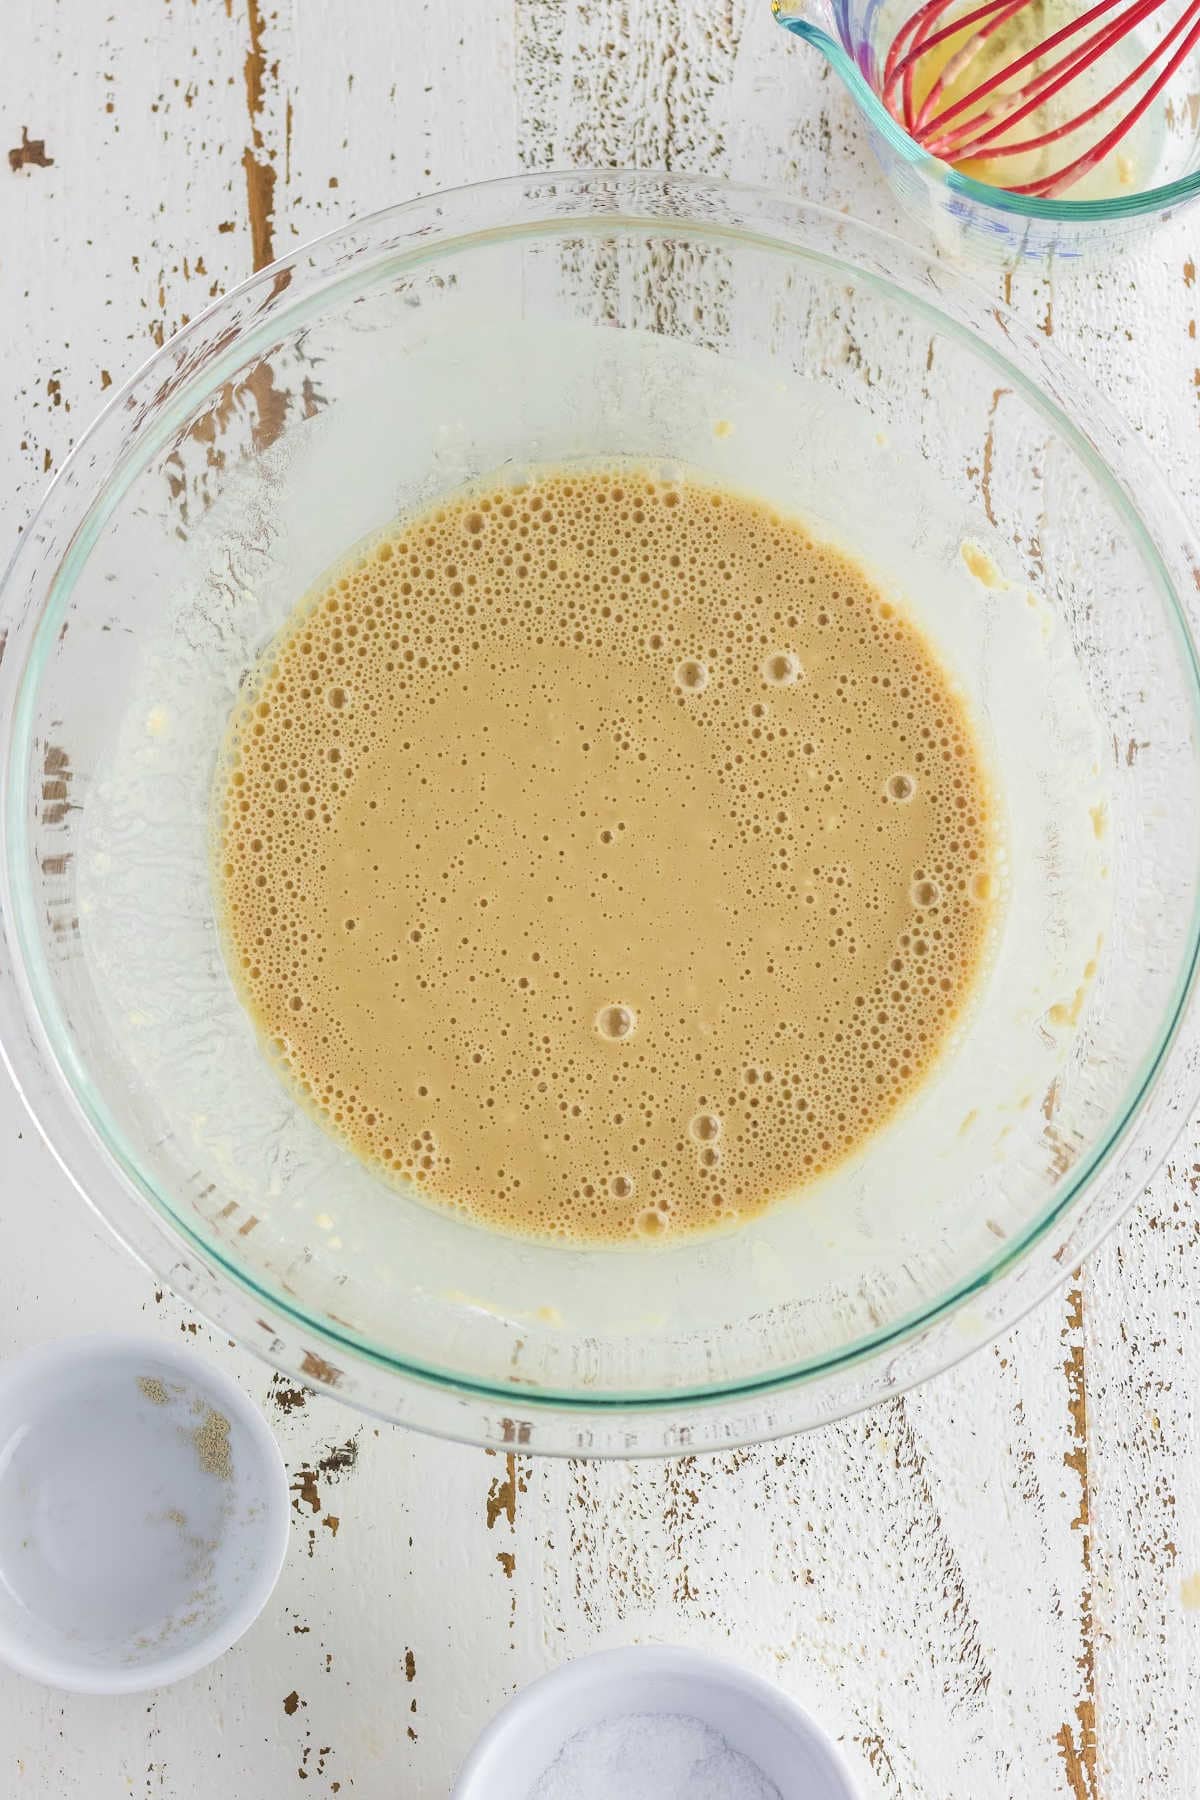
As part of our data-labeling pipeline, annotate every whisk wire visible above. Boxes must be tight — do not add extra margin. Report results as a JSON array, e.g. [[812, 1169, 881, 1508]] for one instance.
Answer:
[[914, 0, 1139, 134], [883, 0, 1021, 117], [883, 0, 1197, 194], [925, 0, 1168, 151], [1006, 0, 1200, 191], [913, 0, 1037, 132], [882, 0, 965, 130]]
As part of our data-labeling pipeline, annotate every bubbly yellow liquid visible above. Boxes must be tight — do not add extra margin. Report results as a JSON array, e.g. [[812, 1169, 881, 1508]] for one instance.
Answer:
[[217, 468, 996, 1244]]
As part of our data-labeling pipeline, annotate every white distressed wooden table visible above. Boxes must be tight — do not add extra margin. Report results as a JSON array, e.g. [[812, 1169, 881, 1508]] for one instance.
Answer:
[[2, 4, 1198, 1796]]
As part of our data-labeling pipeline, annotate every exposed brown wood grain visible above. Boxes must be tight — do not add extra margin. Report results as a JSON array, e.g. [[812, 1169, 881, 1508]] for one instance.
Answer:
[[269, 1376, 311, 1414], [8, 127, 53, 173], [486, 1452, 520, 1530], [1060, 1284, 1098, 1800], [242, 150, 277, 273], [981, 387, 1009, 529], [299, 1348, 342, 1386], [242, 0, 276, 270]]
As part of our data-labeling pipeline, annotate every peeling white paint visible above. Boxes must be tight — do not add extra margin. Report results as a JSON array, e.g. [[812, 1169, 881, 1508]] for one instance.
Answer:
[[2, 2, 1198, 1796]]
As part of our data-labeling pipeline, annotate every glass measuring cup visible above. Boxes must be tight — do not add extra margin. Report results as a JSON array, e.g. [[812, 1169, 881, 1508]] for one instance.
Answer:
[[774, 0, 1200, 259]]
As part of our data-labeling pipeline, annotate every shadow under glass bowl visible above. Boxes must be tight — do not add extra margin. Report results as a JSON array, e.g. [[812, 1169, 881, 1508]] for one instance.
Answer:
[[774, 0, 1200, 262], [2, 170, 1200, 1456]]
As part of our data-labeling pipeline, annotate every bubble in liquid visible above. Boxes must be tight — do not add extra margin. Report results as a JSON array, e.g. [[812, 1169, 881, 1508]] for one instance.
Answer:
[[689, 1111, 722, 1142], [596, 1003, 637, 1042], [763, 651, 801, 687], [220, 465, 995, 1249], [886, 772, 916, 803], [674, 659, 709, 694]]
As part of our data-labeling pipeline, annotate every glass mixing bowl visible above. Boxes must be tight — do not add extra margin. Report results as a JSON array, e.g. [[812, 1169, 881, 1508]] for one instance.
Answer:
[[774, 0, 1200, 260], [2, 171, 1200, 1456]]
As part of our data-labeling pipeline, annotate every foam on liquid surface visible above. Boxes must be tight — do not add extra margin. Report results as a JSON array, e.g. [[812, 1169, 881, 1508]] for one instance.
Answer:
[[217, 468, 996, 1244]]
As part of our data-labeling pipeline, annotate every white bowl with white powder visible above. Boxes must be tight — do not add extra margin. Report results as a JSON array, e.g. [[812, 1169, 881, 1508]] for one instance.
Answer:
[[0, 1334, 290, 1692], [452, 1645, 861, 1800]]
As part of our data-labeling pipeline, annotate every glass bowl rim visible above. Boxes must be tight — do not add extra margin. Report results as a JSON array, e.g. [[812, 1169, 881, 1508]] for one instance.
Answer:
[[2, 167, 1199, 1450], [774, 7, 1200, 223]]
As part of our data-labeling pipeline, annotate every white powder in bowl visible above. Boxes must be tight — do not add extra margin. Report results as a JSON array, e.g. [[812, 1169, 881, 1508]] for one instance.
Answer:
[[528, 1711, 783, 1799]]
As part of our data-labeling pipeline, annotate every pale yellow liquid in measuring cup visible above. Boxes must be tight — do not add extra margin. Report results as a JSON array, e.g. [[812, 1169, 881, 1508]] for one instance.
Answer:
[[909, 7, 1160, 199], [216, 468, 996, 1244]]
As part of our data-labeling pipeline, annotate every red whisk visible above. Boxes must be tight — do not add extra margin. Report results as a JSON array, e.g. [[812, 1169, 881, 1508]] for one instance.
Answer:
[[881, 0, 1200, 194]]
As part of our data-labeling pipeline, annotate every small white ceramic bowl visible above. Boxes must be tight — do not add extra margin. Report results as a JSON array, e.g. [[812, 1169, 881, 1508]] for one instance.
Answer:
[[0, 1334, 290, 1692], [452, 1644, 861, 1798]]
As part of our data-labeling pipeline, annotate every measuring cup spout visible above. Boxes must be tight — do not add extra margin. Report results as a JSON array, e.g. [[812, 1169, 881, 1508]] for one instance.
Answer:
[[772, 0, 834, 27], [772, 0, 878, 96]]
